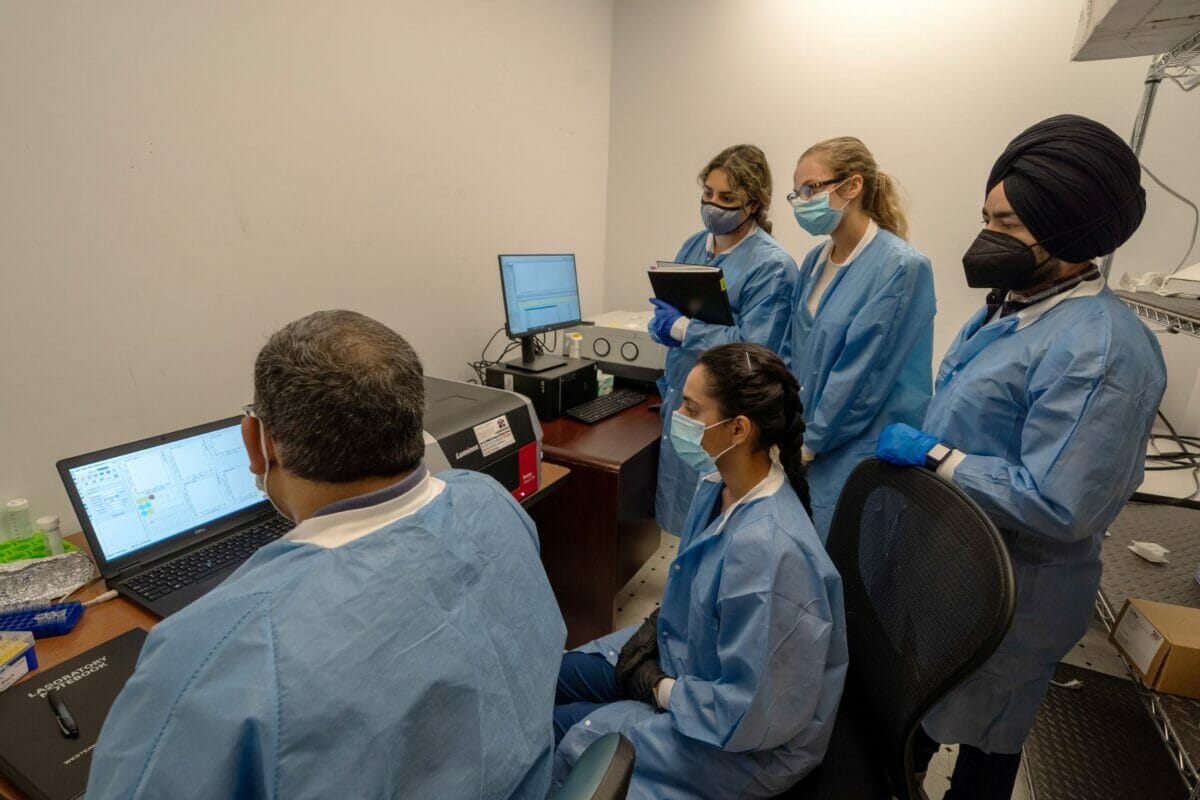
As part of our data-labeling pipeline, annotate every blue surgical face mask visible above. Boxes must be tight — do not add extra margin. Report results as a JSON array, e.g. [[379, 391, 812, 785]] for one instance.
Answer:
[[791, 183, 848, 236], [700, 201, 749, 236], [670, 411, 736, 473]]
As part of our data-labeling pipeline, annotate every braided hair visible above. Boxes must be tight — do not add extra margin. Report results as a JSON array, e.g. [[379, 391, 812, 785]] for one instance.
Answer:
[[695, 343, 812, 516]]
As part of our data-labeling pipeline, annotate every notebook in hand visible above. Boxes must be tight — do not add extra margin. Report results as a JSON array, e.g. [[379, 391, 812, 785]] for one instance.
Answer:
[[648, 262, 735, 326], [0, 628, 148, 800]]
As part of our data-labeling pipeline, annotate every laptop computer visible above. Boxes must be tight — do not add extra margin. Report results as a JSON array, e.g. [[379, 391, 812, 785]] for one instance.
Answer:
[[57, 416, 294, 618]]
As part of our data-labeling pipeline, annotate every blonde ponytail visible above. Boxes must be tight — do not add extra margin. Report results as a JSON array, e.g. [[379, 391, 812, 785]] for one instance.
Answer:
[[870, 171, 908, 239]]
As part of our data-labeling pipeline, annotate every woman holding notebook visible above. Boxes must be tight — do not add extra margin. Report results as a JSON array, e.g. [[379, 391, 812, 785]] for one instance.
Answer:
[[647, 143, 799, 536], [784, 137, 936, 542]]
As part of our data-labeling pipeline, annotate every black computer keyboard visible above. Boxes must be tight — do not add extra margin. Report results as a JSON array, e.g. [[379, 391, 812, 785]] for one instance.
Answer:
[[565, 389, 647, 424], [124, 516, 295, 600]]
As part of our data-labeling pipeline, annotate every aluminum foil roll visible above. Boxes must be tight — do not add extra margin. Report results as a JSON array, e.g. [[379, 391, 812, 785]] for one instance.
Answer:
[[0, 551, 99, 613]]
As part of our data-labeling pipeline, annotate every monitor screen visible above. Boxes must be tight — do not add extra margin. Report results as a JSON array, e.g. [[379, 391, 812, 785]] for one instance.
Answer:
[[65, 422, 266, 561], [498, 254, 582, 337]]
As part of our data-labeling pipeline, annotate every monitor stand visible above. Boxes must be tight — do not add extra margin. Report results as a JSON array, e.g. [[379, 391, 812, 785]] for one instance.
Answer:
[[505, 335, 567, 373]]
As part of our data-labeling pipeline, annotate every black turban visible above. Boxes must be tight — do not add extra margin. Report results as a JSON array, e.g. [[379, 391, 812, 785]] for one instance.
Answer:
[[987, 114, 1146, 263]]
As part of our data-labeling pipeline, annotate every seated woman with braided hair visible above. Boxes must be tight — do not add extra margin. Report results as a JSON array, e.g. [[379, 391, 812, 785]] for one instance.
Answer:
[[551, 342, 848, 799]]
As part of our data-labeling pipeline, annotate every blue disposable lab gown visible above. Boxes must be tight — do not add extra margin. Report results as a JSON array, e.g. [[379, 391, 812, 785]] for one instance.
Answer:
[[786, 229, 935, 541], [87, 469, 566, 800], [557, 463, 848, 799], [920, 282, 1165, 753], [655, 227, 798, 534]]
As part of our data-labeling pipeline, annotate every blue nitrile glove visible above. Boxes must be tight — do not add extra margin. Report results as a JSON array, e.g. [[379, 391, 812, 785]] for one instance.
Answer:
[[648, 298, 684, 348], [877, 423, 940, 467]]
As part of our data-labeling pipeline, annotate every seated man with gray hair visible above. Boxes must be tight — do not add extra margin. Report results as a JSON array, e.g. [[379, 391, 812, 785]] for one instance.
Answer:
[[87, 309, 567, 799]]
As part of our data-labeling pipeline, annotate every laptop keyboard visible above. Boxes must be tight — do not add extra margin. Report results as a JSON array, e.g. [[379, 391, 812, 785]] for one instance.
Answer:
[[123, 517, 295, 601]]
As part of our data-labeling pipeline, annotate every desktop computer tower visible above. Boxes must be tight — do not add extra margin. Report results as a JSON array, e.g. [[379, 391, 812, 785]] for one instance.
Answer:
[[485, 358, 598, 421]]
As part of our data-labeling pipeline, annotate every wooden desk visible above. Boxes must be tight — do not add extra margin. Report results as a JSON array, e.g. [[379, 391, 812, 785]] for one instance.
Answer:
[[0, 535, 150, 800], [524, 462, 570, 508], [0, 463, 571, 800], [15, 463, 570, 681], [528, 395, 662, 648], [15, 536, 153, 682]]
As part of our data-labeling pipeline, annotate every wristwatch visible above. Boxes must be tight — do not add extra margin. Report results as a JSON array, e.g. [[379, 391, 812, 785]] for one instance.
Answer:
[[925, 443, 953, 471]]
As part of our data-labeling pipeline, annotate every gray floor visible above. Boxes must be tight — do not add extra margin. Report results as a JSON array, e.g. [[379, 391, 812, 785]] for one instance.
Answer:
[[613, 533, 674, 631], [614, 536, 1136, 800]]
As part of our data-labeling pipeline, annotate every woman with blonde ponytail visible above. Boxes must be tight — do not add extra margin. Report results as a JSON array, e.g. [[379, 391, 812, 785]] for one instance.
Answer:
[[785, 137, 936, 541]]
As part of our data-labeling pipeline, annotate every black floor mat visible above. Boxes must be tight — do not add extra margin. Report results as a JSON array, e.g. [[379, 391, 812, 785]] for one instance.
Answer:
[[1023, 663, 1190, 799]]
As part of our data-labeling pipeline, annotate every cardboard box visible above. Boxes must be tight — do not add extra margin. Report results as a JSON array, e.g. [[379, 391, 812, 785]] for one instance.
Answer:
[[1110, 598, 1200, 699]]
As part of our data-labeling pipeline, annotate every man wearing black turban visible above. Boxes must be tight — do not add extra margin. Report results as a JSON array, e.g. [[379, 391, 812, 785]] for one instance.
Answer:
[[876, 115, 1167, 799], [986, 113, 1147, 264]]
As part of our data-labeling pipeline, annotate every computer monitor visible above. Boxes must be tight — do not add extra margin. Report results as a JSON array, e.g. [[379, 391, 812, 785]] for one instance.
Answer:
[[498, 253, 582, 372]]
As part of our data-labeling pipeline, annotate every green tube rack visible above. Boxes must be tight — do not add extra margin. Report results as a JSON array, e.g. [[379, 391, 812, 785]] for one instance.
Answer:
[[0, 533, 81, 565]]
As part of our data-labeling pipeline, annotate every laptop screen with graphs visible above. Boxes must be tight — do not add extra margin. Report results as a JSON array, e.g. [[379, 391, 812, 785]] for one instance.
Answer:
[[63, 420, 266, 561]]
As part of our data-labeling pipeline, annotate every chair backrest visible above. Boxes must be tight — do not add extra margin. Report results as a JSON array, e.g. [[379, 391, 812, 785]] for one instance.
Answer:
[[825, 459, 1015, 800], [556, 732, 636, 800]]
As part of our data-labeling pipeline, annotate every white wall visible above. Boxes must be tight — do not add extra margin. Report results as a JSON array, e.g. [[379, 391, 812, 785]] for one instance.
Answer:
[[604, 0, 1199, 415], [0, 1, 614, 532], [5, 0, 1199, 533]]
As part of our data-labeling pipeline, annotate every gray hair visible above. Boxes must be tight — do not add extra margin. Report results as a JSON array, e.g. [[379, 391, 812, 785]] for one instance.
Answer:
[[254, 310, 425, 483]]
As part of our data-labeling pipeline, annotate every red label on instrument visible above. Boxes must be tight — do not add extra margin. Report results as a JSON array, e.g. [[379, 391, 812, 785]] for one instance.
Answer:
[[515, 443, 539, 499]]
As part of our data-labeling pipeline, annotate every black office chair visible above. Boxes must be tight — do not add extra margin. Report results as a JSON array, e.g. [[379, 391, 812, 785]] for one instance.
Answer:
[[557, 732, 636, 800], [782, 459, 1016, 800]]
